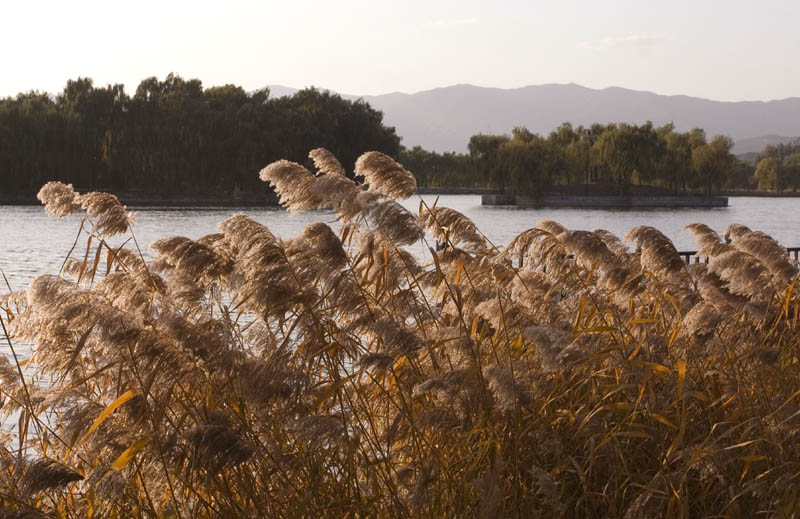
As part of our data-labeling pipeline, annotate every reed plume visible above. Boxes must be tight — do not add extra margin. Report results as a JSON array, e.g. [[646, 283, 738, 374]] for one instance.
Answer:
[[625, 225, 688, 284], [419, 206, 485, 252], [259, 160, 320, 214], [19, 459, 83, 496], [355, 151, 417, 199], [309, 147, 346, 176], [309, 172, 362, 217], [76, 192, 131, 237], [36, 181, 79, 217]]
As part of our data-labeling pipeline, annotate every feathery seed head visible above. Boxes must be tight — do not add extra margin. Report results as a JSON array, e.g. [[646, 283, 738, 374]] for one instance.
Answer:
[[360, 194, 424, 245], [37, 181, 80, 217], [20, 459, 83, 495], [626, 226, 687, 283], [536, 220, 567, 237], [309, 148, 346, 176], [355, 151, 417, 199], [310, 174, 362, 217], [76, 192, 131, 237], [419, 207, 485, 252], [259, 160, 320, 214]]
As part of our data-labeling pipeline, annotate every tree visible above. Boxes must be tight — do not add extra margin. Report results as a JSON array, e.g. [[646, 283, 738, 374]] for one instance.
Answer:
[[468, 134, 509, 191], [754, 157, 781, 191], [497, 136, 551, 196], [565, 138, 591, 187], [657, 124, 693, 194], [692, 135, 735, 195], [594, 122, 660, 192], [782, 153, 800, 190]]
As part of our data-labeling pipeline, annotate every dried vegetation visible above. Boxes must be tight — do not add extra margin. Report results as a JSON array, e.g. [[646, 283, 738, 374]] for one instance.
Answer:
[[2, 149, 800, 517]]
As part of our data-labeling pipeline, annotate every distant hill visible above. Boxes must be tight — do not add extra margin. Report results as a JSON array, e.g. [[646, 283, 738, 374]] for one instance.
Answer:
[[265, 83, 800, 153], [731, 134, 798, 155]]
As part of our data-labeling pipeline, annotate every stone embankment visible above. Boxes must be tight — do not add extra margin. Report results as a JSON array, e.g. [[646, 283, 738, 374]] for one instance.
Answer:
[[482, 194, 728, 208]]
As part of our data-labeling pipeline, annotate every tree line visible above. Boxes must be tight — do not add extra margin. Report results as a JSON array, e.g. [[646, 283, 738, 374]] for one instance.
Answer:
[[400, 122, 761, 195], [4, 75, 794, 198], [0, 74, 401, 195]]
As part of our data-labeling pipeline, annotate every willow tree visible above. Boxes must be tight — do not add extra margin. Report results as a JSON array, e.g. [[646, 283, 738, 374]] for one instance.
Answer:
[[754, 156, 781, 191], [692, 135, 735, 196]]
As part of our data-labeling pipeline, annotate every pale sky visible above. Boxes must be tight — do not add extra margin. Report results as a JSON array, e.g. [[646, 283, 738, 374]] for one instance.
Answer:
[[3, 0, 798, 101]]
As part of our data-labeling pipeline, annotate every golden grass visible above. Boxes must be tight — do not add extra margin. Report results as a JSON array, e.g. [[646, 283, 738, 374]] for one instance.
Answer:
[[1, 148, 800, 517]]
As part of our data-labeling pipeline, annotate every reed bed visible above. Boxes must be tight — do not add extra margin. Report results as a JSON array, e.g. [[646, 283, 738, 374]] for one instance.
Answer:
[[1, 149, 800, 518]]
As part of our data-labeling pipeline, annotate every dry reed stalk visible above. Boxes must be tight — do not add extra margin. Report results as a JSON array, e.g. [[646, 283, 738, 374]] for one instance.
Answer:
[[2, 149, 800, 518]]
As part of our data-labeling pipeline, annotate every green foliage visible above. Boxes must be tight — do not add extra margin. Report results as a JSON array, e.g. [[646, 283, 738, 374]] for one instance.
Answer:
[[758, 139, 800, 163], [498, 132, 551, 195], [0, 74, 400, 195], [468, 134, 510, 190], [657, 123, 693, 194], [752, 152, 800, 192], [397, 146, 472, 188], [754, 156, 781, 191], [413, 122, 746, 195], [595, 122, 663, 189], [692, 136, 735, 195]]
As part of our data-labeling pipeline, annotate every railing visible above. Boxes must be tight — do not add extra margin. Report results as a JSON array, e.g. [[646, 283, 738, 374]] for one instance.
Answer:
[[520, 247, 800, 269], [677, 247, 800, 264]]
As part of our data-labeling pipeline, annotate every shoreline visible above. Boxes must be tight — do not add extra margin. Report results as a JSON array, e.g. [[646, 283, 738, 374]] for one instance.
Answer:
[[2, 189, 800, 208], [0, 193, 280, 207]]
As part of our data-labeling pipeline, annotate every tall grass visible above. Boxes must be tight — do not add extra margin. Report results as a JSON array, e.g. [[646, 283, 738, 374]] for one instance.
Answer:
[[1, 149, 800, 517]]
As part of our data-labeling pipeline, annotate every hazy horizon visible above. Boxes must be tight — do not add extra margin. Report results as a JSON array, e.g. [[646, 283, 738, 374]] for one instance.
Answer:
[[3, 0, 800, 102], [262, 82, 800, 103]]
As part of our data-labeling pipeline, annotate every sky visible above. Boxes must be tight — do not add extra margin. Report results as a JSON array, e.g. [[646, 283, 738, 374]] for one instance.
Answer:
[[2, 0, 799, 101]]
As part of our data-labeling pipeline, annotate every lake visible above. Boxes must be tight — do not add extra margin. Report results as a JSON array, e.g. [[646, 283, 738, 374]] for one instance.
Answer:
[[2, 193, 800, 362], [3, 195, 800, 293]]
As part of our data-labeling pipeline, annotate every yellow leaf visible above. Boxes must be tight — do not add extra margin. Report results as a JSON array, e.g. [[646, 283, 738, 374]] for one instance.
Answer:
[[794, 303, 800, 329], [112, 437, 151, 471], [583, 325, 616, 334], [668, 326, 680, 348], [650, 363, 672, 374], [89, 241, 104, 283], [510, 335, 523, 354], [455, 262, 464, 284], [740, 455, 766, 463], [722, 439, 760, 451], [79, 389, 139, 446], [677, 359, 686, 397], [783, 277, 797, 318], [666, 417, 686, 460], [627, 342, 643, 361], [664, 293, 680, 313], [76, 234, 93, 284], [470, 317, 479, 338], [650, 413, 677, 428]]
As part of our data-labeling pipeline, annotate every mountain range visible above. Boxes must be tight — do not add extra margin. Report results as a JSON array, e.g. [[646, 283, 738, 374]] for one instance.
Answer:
[[265, 83, 800, 156]]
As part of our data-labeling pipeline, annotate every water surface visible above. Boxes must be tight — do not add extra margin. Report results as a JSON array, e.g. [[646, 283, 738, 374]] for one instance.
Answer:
[[3, 195, 800, 293]]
